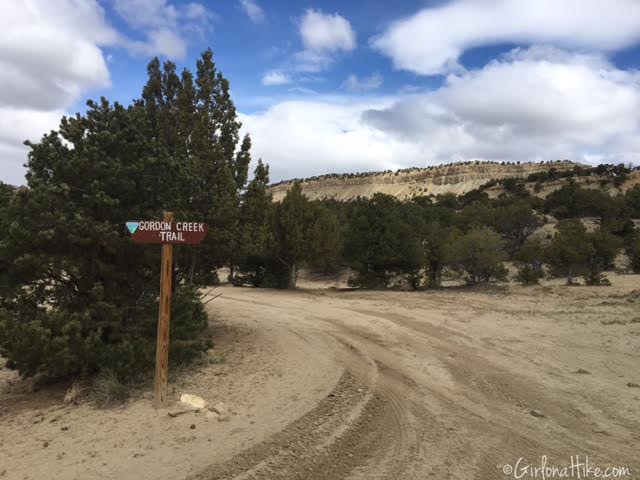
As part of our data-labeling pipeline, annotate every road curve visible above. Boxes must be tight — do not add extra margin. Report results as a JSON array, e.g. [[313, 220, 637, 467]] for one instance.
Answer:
[[191, 283, 640, 480]]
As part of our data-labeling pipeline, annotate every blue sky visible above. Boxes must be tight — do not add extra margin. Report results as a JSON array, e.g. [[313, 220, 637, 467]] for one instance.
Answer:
[[81, 0, 443, 113], [2, 0, 640, 184]]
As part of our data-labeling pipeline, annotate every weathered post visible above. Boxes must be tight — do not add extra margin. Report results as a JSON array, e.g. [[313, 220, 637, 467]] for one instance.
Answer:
[[154, 211, 174, 408]]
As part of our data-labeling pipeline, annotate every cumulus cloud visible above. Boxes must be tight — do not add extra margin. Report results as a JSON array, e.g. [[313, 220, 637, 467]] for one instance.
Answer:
[[0, 0, 119, 184], [299, 9, 356, 52], [124, 28, 187, 59], [289, 9, 356, 73], [372, 0, 640, 75], [0, 0, 216, 184], [113, 0, 213, 59], [240, 98, 411, 182], [262, 70, 291, 86], [241, 47, 640, 182], [113, 0, 179, 28], [0, 107, 66, 185], [343, 73, 383, 92], [0, 1, 115, 111], [261, 8, 356, 82], [239, 0, 265, 24]]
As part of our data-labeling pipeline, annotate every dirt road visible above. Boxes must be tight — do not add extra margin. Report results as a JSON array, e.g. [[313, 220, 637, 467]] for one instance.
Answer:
[[2, 277, 640, 479]]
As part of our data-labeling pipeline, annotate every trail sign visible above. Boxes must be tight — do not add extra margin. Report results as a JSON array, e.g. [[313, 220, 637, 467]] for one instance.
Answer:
[[125, 220, 208, 245], [126, 213, 208, 408]]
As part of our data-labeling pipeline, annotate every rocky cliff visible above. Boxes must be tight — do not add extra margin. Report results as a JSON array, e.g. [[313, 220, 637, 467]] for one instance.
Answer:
[[269, 161, 583, 201]]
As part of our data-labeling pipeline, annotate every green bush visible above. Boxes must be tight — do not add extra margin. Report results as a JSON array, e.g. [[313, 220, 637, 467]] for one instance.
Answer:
[[345, 194, 425, 289], [516, 265, 545, 285], [583, 230, 620, 285], [0, 286, 208, 380], [546, 221, 621, 285], [546, 219, 591, 284], [446, 228, 507, 284], [627, 230, 640, 273], [515, 238, 545, 285], [92, 369, 129, 407]]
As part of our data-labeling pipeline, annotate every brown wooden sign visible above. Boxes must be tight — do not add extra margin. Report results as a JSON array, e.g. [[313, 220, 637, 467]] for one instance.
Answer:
[[126, 220, 208, 245], [126, 214, 208, 408]]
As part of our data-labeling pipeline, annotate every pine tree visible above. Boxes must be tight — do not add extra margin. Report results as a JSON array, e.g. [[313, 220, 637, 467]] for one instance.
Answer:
[[307, 203, 342, 274], [135, 50, 252, 283], [272, 182, 313, 289], [0, 183, 15, 296], [0, 48, 252, 380], [190, 49, 248, 281], [235, 161, 274, 285], [0, 99, 207, 379], [344, 194, 425, 288]]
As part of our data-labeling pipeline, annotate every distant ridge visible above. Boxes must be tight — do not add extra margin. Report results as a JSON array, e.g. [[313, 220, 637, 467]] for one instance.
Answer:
[[269, 160, 584, 201]]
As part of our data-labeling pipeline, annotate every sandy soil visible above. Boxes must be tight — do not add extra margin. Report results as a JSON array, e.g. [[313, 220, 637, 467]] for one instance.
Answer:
[[2, 275, 640, 479]]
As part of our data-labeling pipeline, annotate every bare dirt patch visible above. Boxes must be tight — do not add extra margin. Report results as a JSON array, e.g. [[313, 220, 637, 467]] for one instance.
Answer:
[[2, 274, 640, 479]]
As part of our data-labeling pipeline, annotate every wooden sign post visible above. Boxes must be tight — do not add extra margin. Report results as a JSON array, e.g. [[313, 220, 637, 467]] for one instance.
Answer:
[[125, 212, 209, 408], [155, 211, 174, 408]]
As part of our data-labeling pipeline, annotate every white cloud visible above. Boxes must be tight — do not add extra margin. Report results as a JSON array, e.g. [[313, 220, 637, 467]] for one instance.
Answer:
[[113, 0, 178, 28], [113, 0, 213, 59], [0, 1, 115, 111], [0, 107, 65, 185], [0, 0, 118, 184], [124, 28, 187, 59], [343, 73, 383, 92], [184, 2, 209, 20], [239, 0, 265, 24], [241, 47, 640, 182], [372, 0, 640, 75], [299, 9, 356, 52], [262, 70, 291, 86], [285, 9, 356, 73], [261, 9, 356, 82], [240, 98, 408, 182], [0, 0, 217, 185], [291, 49, 334, 73]]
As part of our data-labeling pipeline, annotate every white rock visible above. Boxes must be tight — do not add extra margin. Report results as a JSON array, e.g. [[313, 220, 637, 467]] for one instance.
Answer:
[[209, 402, 229, 416], [180, 394, 207, 410]]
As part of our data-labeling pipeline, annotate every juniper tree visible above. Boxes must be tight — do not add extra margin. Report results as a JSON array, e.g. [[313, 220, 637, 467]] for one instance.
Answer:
[[272, 182, 313, 289], [494, 201, 540, 254], [446, 227, 507, 284], [546, 219, 591, 284], [307, 203, 342, 275], [235, 161, 274, 285], [514, 237, 545, 285], [344, 194, 425, 289], [584, 229, 621, 285], [627, 230, 640, 273]]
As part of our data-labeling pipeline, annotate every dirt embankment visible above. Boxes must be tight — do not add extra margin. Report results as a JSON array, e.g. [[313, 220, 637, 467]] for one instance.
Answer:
[[2, 275, 640, 479]]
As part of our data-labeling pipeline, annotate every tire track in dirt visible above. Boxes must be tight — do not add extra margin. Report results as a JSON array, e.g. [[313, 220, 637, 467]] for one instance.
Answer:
[[189, 363, 397, 478], [191, 286, 640, 479], [336, 299, 640, 478]]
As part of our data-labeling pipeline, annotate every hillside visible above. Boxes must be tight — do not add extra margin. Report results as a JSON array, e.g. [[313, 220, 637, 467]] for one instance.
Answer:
[[269, 161, 585, 201]]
